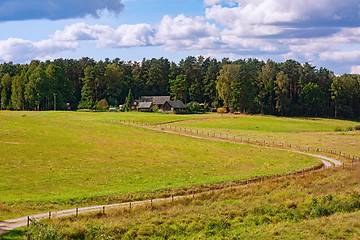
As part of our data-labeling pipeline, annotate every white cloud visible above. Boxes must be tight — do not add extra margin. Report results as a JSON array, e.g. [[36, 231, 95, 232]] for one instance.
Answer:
[[156, 14, 219, 41], [52, 22, 156, 48], [350, 66, 360, 74], [320, 51, 360, 62], [0, 38, 78, 62]]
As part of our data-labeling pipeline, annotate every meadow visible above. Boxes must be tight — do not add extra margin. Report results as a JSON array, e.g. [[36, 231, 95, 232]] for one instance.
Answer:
[[16, 163, 360, 239], [1, 111, 359, 239], [166, 114, 360, 159], [0, 111, 316, 221]]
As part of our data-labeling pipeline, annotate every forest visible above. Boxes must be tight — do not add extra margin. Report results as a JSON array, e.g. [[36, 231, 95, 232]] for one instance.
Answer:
[[0, 56, 359, 119]]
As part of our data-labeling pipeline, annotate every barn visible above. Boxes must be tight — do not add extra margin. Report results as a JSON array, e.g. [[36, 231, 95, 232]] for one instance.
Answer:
[[161, 100, 187, 113], [137, 102, 153, 112]]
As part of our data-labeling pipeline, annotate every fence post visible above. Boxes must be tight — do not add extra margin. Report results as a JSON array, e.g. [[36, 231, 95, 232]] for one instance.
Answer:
[[103, 206, 105, 215], [302, 169, 304, 175], [192, 190, 194, 198], [49, 211, 51, 219], [343, 163, 345, 169], [27, 216, 30, 227], [76, 208, 78, 217], [129, 202, 131, 211], [172, 194, 174, 202], [151, 198, 153, 208]]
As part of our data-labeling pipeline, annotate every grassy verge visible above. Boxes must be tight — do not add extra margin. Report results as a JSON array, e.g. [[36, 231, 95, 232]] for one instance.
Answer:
[[21, 164, 360, 239], [0, 111, 316, 220]]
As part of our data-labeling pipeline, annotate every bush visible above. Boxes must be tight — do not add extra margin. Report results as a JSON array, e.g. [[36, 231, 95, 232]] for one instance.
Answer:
[[347, 126, 354, 131], [97, 99, 109, 112], [151, 105, 160, 113], [334, 127, 343, 132], [354, 125, 360, 131], [217, 107, 228, 114]]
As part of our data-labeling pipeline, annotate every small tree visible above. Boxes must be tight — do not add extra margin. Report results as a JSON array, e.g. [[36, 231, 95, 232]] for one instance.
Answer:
[[124, 89, 133, 111], [97, 99, 109, 111]]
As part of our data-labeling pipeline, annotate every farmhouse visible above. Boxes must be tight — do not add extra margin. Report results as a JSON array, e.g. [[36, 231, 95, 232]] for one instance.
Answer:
[[161, 100, 187, 113], [137, 102, 153, 112], [129, 100, 141, 111], [140, 96, 170, 108]]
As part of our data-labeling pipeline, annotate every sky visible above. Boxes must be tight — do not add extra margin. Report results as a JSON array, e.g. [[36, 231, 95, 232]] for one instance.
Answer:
[[0, 0, 360, 75]]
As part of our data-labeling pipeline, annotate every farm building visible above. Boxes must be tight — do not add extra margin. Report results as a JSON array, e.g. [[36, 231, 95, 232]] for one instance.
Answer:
[[129, 100, 141, 111], [140, 96, 170, 107], [137, 102, 153, 112], [161, 100, 187, 113]]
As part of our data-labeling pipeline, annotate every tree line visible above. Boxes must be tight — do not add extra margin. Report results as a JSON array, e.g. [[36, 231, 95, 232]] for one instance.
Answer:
[[0, 56, 359, 119]]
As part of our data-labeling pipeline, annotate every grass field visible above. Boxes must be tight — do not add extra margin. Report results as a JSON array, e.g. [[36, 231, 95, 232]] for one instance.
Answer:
[[1, 111, 359, 239], [165, 114, 360, 159], [14, 164, 360, 239], [0, 111, 317, 221]]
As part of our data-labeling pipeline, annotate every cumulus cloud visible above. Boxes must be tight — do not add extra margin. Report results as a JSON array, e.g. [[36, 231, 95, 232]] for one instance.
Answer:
[[0, 38, 78, 62], [51, 22, 156, 48], [155, 14, 221, 51], [0, 0, 124, 21], [205, 0, 360, 38], [51, 15, 221, 51], [351, 66, 360, 74]]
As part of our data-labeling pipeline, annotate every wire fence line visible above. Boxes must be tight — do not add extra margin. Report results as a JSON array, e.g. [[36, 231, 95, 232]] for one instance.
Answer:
[[120, 119, 360, 163]]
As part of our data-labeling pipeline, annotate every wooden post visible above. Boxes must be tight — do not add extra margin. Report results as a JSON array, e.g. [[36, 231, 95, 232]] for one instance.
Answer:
[[103, 206, 105, 215], [302, 169, 304, 175], [129, 202, 131, 211], [49, 211, 51, 219], [343, 163, 345, 169], [352, 160, 354, 167], [172, 194, 174, 202], [192, 190, 194, 198], [76, 208, 78, 217], [151, 198, 153, 208], [27, 216, 30, 227]]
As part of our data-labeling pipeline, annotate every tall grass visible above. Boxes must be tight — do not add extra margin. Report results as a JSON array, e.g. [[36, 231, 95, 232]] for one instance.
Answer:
[[22, 164, 360, 239]]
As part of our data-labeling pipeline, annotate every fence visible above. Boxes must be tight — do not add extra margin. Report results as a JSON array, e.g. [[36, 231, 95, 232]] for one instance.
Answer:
[[119, 119, 360, 163]]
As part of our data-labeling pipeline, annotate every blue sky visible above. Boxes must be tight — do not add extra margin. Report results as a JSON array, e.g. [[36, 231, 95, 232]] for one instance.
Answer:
[[0, 0, 360, 75]]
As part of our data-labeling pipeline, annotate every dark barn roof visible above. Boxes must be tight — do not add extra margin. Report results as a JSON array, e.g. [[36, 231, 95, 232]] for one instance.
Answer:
[[163, 100, 187, 109], [140, 96, 170, 105], [137, 102, 153, 109]]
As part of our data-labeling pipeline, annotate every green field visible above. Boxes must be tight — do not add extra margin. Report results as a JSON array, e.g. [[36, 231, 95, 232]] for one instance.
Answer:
[[170, 114, 358, 132], [0, 111, 317, 220], [15, 165, 360, 239], [1, 111, 360, 239]]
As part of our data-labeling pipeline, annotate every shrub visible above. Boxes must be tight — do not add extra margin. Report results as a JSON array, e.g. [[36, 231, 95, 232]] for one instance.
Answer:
[[97, 99, 109, 112], [347, 126, 354, 131], [334, 127, 343, 132], [354, 125, 360, 131], [217, 107, 228, 114], [151, 104, 160, 113]]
